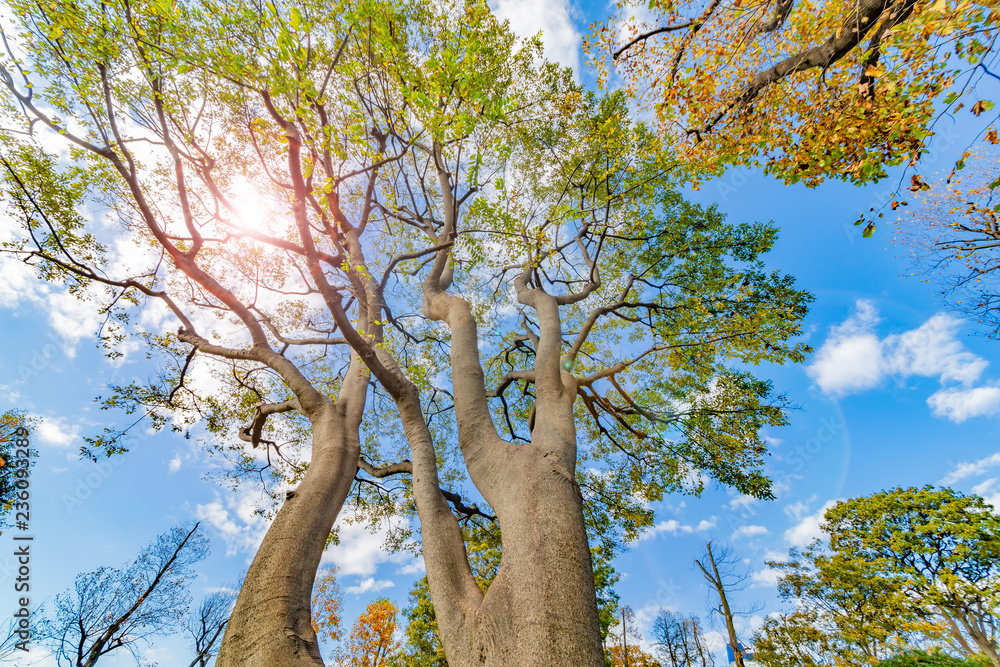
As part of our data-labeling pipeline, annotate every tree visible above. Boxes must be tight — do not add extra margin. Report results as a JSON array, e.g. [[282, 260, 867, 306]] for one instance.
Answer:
[[652, 611, 714, 667], [395, 577, 448, 667], [606, 605, 662, 667], [186, 587, 239, 667], [0, 1, 810, 664], [822, 487, 1000, 665], [758, 544, 916, 666], [696, 542, 762, 667], [896, 148, 1000, 338], [606, 644, 663, 667], [753, 608, 839, 667], [312, 566, 345, 652], [394, 516, 620, 666], [594, 0, 1000, 318], [44, 523, 209, 667], [878, 650, 993, 666], [336, 598, 401, 667], [756, 487, 1000, 667]]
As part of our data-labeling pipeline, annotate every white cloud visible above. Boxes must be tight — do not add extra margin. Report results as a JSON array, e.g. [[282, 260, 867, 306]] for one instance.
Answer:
[[732, 524, 768, 540], [928, 386, 1000, 423], [807, 300, 884, 396], [321, 513, 412, 577], [195, 490, 272, 557], [344, 577, 395, 596], [784, 500, 838, 547], [725, 494, 760, 513], [639, 519, 689, 540], [884, 314, 988, 385], [491, 0, 581, 75], [396, 558, 426, 576], [751, 567, 780, 588], [964, 478, 1000, 510], [168, 455, 182, 474], [639, 516, 716, 542], [808, 302, 997, 422], [972, 478, 998, 495], [694, 518, 717, 532], [784, 496, 817, 522], [940, 452, 1000, 485], [35, 416, 80, 448]]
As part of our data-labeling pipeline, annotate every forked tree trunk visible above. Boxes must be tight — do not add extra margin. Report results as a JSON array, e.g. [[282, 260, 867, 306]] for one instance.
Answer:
[[325, 158, 606, 666], [383, 279, 604, 666], [396, 387, 604, 667], [215, 356, 368, 667]]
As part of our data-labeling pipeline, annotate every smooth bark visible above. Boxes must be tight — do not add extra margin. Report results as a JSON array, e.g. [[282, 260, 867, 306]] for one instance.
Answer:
[[215, 353, 369, 667]]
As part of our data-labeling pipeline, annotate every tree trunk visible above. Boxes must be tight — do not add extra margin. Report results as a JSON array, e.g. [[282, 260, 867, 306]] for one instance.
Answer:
[[471, 440, 603, 666], [697, 543, 744, 667], [215, 356, 368, 667], [399, 283, 604, 666]]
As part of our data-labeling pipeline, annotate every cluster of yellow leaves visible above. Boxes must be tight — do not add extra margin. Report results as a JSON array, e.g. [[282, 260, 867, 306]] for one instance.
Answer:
[[591, 0, 996, 187], [311, 566, 344, 644], [606, 644, 663, 667], [334, 598, 400, 667]]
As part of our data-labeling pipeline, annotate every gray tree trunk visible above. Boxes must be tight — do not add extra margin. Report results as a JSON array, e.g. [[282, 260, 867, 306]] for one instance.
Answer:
[[215, 352, 368, 667], [383, 270, 604, 666]]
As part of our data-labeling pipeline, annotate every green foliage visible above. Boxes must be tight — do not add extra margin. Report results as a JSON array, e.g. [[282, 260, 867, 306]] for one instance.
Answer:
[[395, 577, 449, 667], [877, 650, 993, 667], [0, 0, 812, 635], [757, 487, 1000, 666]]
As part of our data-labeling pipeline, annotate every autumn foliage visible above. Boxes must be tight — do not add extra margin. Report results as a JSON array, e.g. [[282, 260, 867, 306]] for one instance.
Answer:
[[312, 566, 344, 645], [593, 0, 997, 187], [335, 598, 401, 667]]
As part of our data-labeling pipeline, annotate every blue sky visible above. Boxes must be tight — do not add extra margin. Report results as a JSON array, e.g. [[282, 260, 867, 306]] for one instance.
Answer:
[[1, 0, 999, 664]]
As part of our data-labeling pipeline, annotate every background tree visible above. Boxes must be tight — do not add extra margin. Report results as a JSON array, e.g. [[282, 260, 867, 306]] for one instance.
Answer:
[[759, 545, 916, 665], [594, 0, 1000, 317], [44, 523, 209, 667], [395, 577, 448, 667], [696, 542, 762, 667], [877, 650, 993, 666], [596, 0, 996, 189], [756, 487, 1000, 667], [0, 410, 36, 534], [0, 1, 411, 662], [335, 598, 401, 667], [897, 148, 1000, 338], [753, 607, 839, 667], [186, 586, 239, 667], [652, 611, 714, 667], [606, 605, 661, 667], [312, 566, 345, 652], [823, 487, 1000, 665]]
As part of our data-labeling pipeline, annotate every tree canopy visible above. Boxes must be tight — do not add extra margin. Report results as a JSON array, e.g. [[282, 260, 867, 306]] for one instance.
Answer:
[[0, 0, 812, 663], [595, 0, 997, 187], [755, 487, 1000, 667]]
